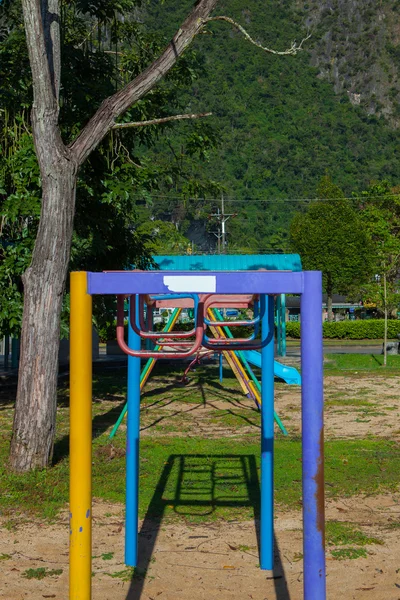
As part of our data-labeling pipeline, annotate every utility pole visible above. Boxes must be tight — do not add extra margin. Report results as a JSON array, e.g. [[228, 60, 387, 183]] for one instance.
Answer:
[[211, 211, 223, 254], [209, 194, 236, 254]]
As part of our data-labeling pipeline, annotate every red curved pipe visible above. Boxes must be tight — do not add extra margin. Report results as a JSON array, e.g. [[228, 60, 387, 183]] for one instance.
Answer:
[[116, 295, 205, 359], [181, 350, 214, 382], [131, 296, 196, 339]]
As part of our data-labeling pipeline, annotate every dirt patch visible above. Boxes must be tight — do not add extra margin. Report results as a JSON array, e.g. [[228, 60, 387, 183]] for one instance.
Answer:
[[1, 495, 400, 600], [129, 375, 400, 441], [276, 375, 400, 440]]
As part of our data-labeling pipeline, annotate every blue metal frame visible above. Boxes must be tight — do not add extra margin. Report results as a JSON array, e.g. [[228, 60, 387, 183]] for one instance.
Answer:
[[260, 295, 275, 569], [84, 269, 325, 600], [125, 296, 141, 566], [88, 271, 304, 295]]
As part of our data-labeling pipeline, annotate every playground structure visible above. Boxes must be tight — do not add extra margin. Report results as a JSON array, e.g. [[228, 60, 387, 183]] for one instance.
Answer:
[[109, 294, 300, 440], [69, 267, 325, 600]]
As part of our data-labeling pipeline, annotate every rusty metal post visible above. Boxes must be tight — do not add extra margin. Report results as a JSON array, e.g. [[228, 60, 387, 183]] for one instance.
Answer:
[[300, 271, 326, 600]]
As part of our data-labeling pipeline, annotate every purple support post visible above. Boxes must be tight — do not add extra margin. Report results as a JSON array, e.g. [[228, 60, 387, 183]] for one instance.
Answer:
[[300, 271, 326, 600]]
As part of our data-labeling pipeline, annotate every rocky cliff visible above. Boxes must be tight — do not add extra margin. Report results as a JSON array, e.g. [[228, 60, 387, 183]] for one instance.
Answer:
[[299, 0, 400, 126]]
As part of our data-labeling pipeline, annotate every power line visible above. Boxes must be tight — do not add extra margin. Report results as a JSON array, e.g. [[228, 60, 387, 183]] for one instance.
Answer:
[[132, 194, 400, 203], [208, 193, 237, 253]]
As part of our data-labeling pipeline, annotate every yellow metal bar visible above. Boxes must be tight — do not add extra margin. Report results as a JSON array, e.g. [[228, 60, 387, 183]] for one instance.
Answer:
[[70, 272, 92, 600], [207, 309, 256, 398], [140, 308, 182, 389]]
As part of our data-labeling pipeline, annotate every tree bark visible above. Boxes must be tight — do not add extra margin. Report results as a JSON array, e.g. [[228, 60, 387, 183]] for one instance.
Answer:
[[10, 154, 77, 471]]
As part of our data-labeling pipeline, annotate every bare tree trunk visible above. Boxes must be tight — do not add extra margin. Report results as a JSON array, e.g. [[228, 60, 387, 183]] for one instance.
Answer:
[[10, 160, 76, 471]]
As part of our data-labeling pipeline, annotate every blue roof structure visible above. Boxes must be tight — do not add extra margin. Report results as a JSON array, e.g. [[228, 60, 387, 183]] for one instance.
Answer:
[[152, 254, 302, 272]]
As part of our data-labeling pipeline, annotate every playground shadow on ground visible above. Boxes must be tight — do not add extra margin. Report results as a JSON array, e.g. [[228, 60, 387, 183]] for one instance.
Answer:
[[52, 400, 127, 464], [125, 454, 291, 600]]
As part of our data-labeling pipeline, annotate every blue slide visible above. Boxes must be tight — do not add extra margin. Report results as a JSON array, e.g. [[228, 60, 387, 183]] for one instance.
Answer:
[[243, 350, 301, 386]]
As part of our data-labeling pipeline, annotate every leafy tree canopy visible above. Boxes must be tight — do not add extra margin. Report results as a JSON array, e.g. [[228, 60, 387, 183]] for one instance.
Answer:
[[356, 181, 400, 315], [289, 176, 374, 316], [0, 0, 217, 336]]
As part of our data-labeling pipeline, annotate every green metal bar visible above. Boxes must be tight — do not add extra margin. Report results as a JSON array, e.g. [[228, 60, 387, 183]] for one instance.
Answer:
[[109, 307, 181, 439], [212, 308, 288, 436]]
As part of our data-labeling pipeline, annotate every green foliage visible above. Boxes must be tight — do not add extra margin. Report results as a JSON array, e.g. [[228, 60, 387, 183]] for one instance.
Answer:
[[286, 319, 400, 339], [290, 177, 373, 302], [356, 181, 400, 315], [143, 1, 400, 251], [136, 220, 192, 254], [0, 117, 41, 336], [0, 0, 218, 336]]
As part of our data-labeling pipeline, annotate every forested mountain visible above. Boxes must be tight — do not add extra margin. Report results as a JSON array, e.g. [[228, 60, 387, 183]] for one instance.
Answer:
[[137, 0, 400, 252]]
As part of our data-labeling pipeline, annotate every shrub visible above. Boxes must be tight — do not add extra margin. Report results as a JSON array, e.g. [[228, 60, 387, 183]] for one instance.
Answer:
[[286, 319, 400, 340], [286, 322, 301, 338]]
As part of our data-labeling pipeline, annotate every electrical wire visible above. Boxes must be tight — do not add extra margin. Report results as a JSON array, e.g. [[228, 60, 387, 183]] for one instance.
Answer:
[[131, 194, 400, 203]]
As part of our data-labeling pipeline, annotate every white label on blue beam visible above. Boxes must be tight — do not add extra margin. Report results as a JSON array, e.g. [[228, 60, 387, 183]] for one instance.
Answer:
[[163, 275, 216, 293]]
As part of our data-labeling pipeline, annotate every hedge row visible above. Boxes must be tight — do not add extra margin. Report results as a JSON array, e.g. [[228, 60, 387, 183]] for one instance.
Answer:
[[100, 318, 400, 342], [286, 319, 400, 340]]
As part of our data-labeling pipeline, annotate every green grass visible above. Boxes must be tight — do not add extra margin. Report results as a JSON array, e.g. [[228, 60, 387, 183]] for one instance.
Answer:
[[331, 547, 368, 560], [325, 397, 376, 408], [106, 567, 145, 581], [2, 432, 400, 524], [1, 362, 399, 528], [326, 521, 383, 546], [22, 567, 63, 580], [325, 353, 400, 374]]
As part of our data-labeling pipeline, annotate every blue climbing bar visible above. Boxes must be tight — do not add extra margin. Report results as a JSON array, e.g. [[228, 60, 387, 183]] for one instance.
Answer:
[[260, 294, 275, 569]]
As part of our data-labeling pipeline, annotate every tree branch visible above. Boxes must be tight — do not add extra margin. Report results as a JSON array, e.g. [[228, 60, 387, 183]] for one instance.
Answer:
[[70, 0, 219, 165], [205, 16, 311, 56], [21, 0, 58, 108], [41, 0, 61, 101], [112, 112, 212, 130]]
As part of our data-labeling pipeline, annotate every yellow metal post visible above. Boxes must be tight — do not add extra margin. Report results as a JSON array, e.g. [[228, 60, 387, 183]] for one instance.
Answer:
[[70, 272, 92, 600]]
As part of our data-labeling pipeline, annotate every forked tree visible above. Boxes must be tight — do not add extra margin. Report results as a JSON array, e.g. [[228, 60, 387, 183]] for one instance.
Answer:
[[10, 0, 308, 471]]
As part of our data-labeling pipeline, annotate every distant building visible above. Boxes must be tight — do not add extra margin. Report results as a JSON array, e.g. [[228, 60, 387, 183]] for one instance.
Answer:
[[286, 295, 363, 322]]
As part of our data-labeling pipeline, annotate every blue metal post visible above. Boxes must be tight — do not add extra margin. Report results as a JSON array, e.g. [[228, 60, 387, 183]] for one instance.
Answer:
[[301, 272, 326, 600], [260, 294, 275, 570], [125, 295, 141, 566], [219, 352, 223, 383], [280, 294, 286, 357]]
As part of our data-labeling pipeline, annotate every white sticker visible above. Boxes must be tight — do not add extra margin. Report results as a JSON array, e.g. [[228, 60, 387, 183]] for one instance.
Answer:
[[163, 275, 216, 293]]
